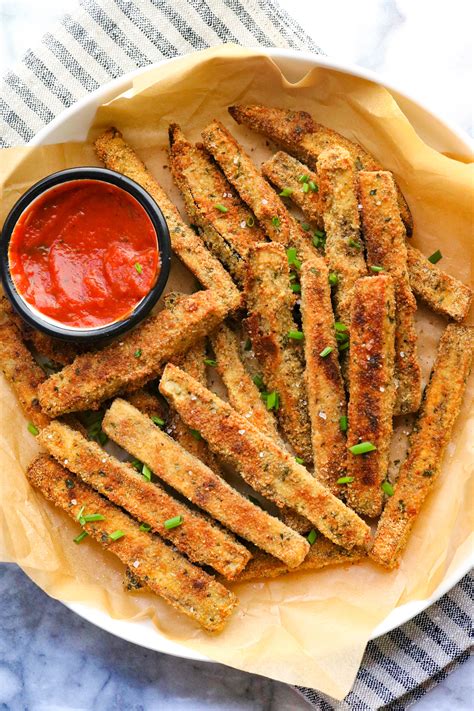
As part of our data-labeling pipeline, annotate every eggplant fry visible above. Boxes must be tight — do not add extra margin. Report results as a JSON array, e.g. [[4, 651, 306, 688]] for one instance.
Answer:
[[358, 171, 421, 415], [244, 242, 312, 462], [0, 321, 50, 429], [168, 124, 263, 284], [159, 364, 371, 551], [300, 258, 347, 493], [38, 420, 250, 578], [38, 290, 228, 417], [345, 275, 397, 517], [406, 244, 473, 322], [371, 324, 473, 568], [261, 151, 323, 229], [232, 537, 366, 582], [228, 104, 413, 234], [103, 398, 308, 568], [201, 120, 315, 262], [95, 128, 240, 310], [26, 455, 237, 631]]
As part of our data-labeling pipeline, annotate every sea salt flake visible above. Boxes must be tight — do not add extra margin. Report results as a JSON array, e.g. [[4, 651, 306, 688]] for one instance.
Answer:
[[190, 395, 197, 401], [258, 452, 264, 458], [379, 386, 385, 392], [261, 198, 268, 205], [238, 429, 246, 435], [240, 220, 246, 228], [71, 499, 77, 505], [319, 411, 327, 420], [133, 560, 140, 568]]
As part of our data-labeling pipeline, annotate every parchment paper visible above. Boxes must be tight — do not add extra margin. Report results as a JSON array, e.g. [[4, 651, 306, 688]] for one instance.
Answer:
[[0, 46, 473, 698]]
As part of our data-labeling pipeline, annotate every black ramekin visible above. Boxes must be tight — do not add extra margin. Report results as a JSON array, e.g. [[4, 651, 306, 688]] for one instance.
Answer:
[[0, 167, 171, 342]]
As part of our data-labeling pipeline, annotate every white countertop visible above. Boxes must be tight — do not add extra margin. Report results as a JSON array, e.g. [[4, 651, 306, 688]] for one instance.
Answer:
[[0, 1, 472, 709]]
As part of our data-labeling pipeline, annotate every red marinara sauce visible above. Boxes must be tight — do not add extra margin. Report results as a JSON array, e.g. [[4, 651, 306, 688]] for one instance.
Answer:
[[8, 180, 159, 328]]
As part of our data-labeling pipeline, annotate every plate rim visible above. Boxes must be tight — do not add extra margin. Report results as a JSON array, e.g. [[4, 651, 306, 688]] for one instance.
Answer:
[[21, 46, 473, 663]]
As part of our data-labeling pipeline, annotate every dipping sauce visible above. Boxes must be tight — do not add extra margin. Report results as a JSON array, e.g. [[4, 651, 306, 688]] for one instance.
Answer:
[[8, 180, 159, 328]]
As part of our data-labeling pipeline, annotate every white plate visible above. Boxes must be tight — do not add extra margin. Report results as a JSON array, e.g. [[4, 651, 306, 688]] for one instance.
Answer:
[[27, 48, 473, 663]]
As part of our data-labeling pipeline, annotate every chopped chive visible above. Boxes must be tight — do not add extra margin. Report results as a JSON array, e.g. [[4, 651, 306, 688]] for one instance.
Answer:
[[190, 429, 202, 440], [381, 481, 394, 496], [308, 180, 318, 192], [27, 422, 39, 436], [339, 341, 350, 352], [109, 530, 125, 541], [139, 522, 151, 532], [252, 374, 264, 390], [339, 415, 348, 432], [134, 262, 143, 274], [151, 416, 165, 428], [244, 337, 252, 350], [307, 529, 318, 544], [82, 513, 105, 523], [348, 239, 361, 250], [279, 187, 293, 197], [215, 203, 228, 213], [334, 322, 348, 332], [302, 182, 309, 193], [290, 283, 301, 293], [288, 330, 304, 340], [73, 531, 88, 544], [65, 479, 75, 489], [76, 505, 85, 523], [266, 390, 279, 411], [295, 456, 304, 464], [131, 459, 142, 471], [313, 236, 322, 249], [314, 229, 325, 239], [301, 222, 310, 231], [369, 189, 377, 196], [271, 216, 281, 227], [246, 215, 255, 227], [355, 157, 364, 170], [428, 249, 442, 264], [328, 272, 338, 286], [164, 515, 183, 530], [97, 431, 108, 446], [336, 331, 349, 343], [298, 174, 309, 183], [370, 265, 384, 273], [286, 247, 301, 269], [142, 464, 152, 482], [204, 358, 217, 367], [337, 476, 354, 484], [134, 349, 142, 358], [319, 346, 333, 358], [349, 441, 377, 455]]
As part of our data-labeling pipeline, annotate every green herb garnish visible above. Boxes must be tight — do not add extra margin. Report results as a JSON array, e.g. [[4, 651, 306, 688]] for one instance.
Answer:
[[349, 441, 377, 455], [319, 346, 333, 358], [164, 516, 183, 530], [215, 203, 228, 213]]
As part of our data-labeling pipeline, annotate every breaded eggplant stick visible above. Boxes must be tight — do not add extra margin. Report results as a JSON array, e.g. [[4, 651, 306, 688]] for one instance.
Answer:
[[232, 537, 366, 582], [38, 290, 228, 417], [228, 104, 413, 234], [38, 421, 250, 578], [168, 124, 264, 284], [371, 324, 474, 568], [27, 455, 237, 631], [244, 242, 312, 462], [317, 147, 367, 329], [104, 399, 309, 568], [0, 322, 50, 429], [261, 151, 323, 230], [160, 364, 371, 551], [201, 120, 315, 262], [300, 258, 347, 492], [359, 171, 421, 415], [345, 276, 397, 517], [95, 128, 240, 310], [103, 399, 308, 568], [406, 245, 473, 322], [211, 323, 281, 442]]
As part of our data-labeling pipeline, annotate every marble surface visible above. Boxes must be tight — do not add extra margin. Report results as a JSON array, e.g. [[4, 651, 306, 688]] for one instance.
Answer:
[[0, 1, 473, 709]]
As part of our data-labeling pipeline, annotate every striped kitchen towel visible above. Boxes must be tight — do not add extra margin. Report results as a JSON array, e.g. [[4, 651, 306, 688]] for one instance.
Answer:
[[0, 1, 471, 708]]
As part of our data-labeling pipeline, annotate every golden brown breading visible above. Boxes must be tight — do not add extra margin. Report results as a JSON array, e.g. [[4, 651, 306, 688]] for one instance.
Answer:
[[300, 258, 347, 493], [261, 151, 324, 229], [0, 322, 50, 429], [370, 324, 473, 568], [345, 276, 397, 517], [406, 244, 473, 322], [159, 364, 371, 550], [26, 455, 237, 631], [210, 323, 281, 442], [358, 171, 421, 415], [38, 420, 249, 578], [244, 242, 312, 462], [228, 104, 413, 234], [201, 120, 315, 262], [317, 147, 367, 329], [94, 128, 240, 311], [168, 124, 263, 284], [103, 398, 308, 568], [38, 290, 228, 417], [231, 537, 366, 582], [125, 389, 167, 422]]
